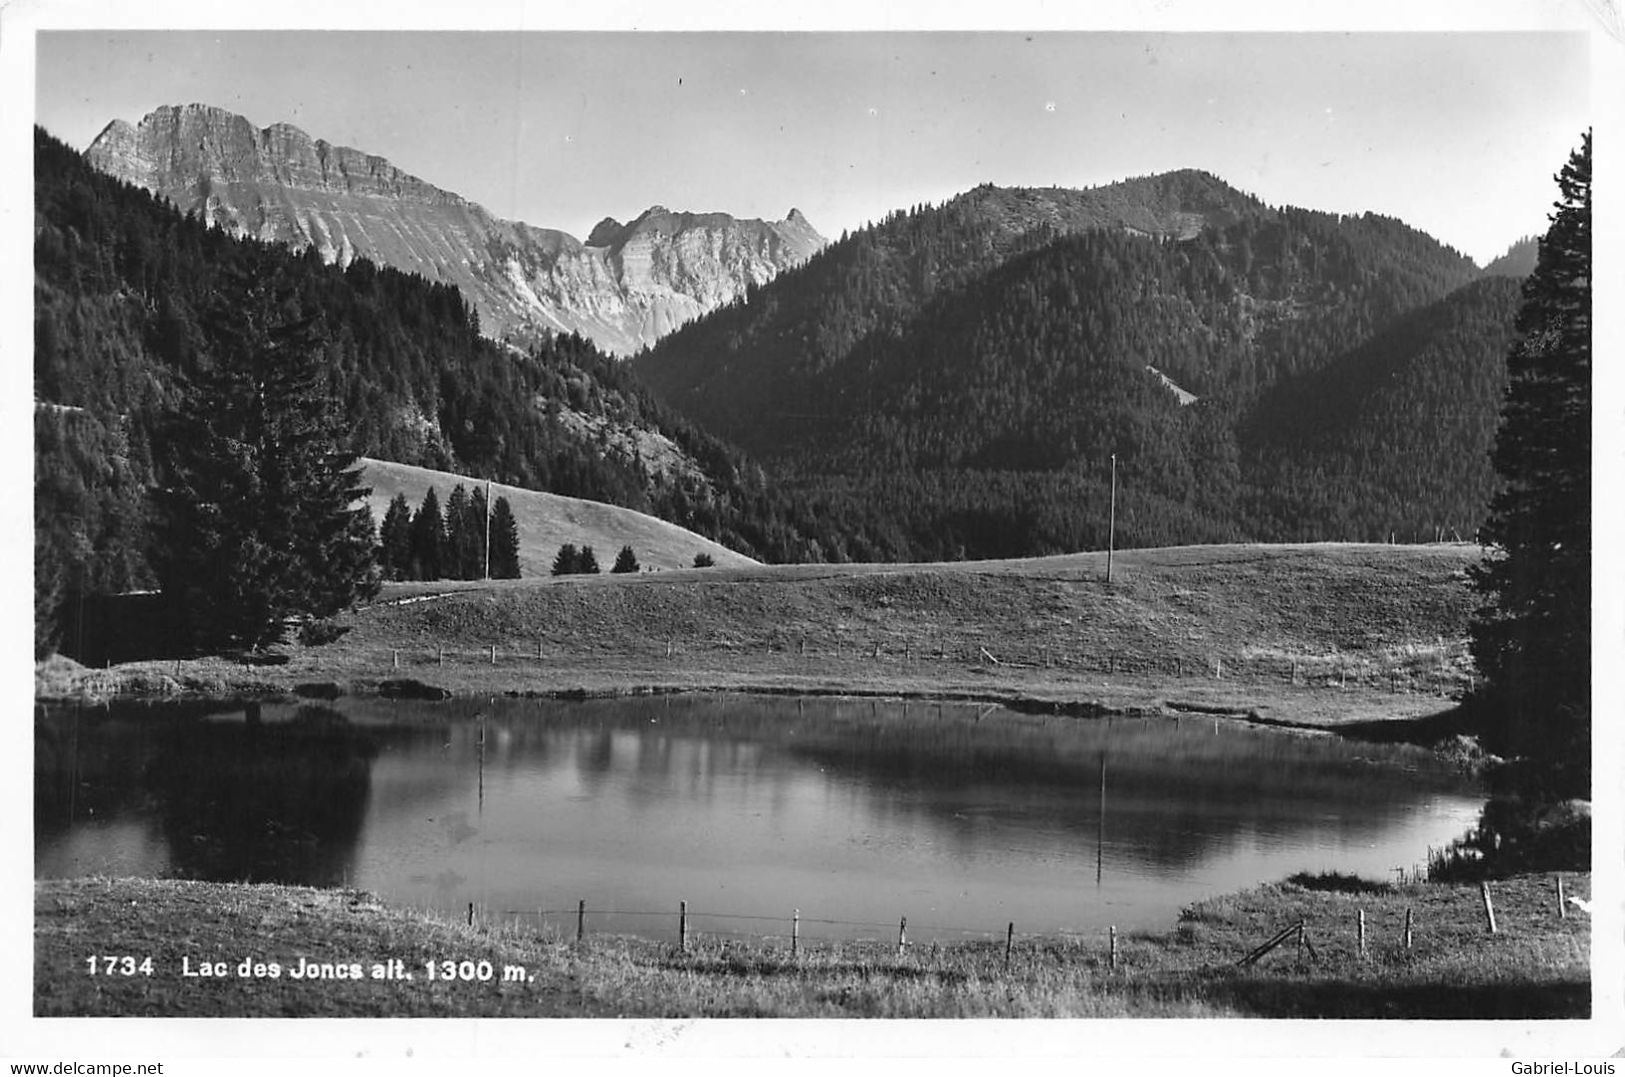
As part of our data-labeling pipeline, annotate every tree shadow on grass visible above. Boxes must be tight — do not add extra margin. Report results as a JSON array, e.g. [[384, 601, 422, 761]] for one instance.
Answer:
[[1198, 976, 1589, 1019]]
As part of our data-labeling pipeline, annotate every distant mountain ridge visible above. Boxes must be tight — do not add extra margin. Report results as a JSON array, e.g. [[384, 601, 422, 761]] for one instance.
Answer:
[[950, 170, 1261, 239], [85, 103, 826, 354], [633, 167, 1507, 559], [634, 169, 1481, 453]]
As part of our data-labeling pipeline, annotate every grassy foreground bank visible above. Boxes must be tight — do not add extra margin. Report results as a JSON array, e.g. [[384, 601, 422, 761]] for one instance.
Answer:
[[35, 872, 1588, 1018], [39, 543, 1487, 736]]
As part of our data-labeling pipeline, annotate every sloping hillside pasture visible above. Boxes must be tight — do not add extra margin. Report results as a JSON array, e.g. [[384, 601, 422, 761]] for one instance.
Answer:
[[358, 457, 756, 576], [41, 542, 1489, 736]]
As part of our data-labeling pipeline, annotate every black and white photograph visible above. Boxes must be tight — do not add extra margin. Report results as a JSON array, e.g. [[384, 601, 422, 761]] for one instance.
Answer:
[[4, 0, 1619, 1066]]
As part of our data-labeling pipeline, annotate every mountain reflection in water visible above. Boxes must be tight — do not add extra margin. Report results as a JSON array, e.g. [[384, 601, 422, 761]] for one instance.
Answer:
[[36, 694, 1482, 940]]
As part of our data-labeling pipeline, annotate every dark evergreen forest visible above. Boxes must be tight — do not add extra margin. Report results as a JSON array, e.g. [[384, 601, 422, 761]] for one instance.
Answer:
[[635, 178, 1520, 559]]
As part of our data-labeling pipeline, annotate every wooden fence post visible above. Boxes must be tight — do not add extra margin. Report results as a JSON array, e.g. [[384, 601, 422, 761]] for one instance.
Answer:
[[1237, 921, 1301, 967], [1215, 657, 1223, 679], [393, 649, 400, 669], [1556, 875, 1567, 919], [1480, 881, 1498, 934], [577, 899, 585, 942], [1357, 909, 1366, 959], [792, 909, 800, 955], [679, 900, 688, 952], [467, 901, 474, 927], [1404, 907, 1414, 950], [1005, 922, 1014, 969], [898, 916, 907, 956], [489, 644, 496, 665], [1109, 925, 1118, 970]]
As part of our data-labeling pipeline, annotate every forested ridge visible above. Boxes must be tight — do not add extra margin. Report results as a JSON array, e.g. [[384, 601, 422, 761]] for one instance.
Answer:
[[32, 126, 851, 652], [634, 171, 1517, 559], [1242, 275, 1522, 541]]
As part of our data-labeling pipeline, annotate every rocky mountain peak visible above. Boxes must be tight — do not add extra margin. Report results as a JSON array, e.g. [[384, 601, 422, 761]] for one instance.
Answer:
[[82, 103, 827, 355], [87, 105, 466, 211], [586, 217, 624, 247]]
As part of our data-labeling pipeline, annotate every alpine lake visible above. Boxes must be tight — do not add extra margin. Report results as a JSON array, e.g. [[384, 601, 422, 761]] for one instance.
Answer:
[[35, 693, 1483, 947]]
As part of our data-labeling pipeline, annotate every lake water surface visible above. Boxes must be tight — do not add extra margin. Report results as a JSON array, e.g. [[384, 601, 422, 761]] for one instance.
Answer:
[[36, 694, 1482, 944]]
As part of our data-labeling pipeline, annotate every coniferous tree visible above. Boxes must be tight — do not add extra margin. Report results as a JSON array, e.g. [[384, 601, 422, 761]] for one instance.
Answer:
[[693, 552, 716, 568], [577, 545, 601, 574], [551, 543, 579, 577], [410, 487, 446, 581], [445, 484, 474, 579], [153, 261, 379, 649], [489, 497, 521, 578], [378, 493, 414, 581], [1469, 132, 1592, 800], [469, 485, 489, 578], [612, 545, 639, 573]]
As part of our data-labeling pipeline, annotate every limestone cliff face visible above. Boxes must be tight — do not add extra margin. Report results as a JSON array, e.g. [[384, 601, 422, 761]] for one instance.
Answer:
[[86, 104, 826, 354]]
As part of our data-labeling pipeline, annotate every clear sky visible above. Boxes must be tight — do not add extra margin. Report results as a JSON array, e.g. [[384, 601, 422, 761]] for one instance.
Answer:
[[31, 22, 1595, 266]]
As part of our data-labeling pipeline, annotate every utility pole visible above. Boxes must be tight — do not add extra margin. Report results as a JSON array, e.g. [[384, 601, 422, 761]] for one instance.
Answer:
[[1107, 453, 1117, 584], [483, 479, 492, 580]]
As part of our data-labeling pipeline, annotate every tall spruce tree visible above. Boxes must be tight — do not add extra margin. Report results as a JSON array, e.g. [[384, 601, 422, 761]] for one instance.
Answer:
[[410, 487, 446, 581], [1469, 132, 1591, 799], [469, 485, 489, 578], [445, 484, 474, 579], [378, 493, 414, 581], [490, 496, 521, 579], [154, 262, 379, 649]]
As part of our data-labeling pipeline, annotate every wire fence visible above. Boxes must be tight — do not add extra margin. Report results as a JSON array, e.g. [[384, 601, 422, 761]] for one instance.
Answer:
[[466, 897, 1096, 965], [492, 903, 1014, 943], [451, 873, 1584, 969]]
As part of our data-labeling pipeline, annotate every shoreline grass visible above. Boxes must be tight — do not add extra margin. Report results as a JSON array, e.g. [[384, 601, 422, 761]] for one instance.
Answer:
[[34, 872, 1590, 1018]]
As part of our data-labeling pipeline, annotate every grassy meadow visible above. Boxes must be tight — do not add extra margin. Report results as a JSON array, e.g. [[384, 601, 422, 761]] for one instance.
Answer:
[[34, 871, 1589, 1018], [38, 542, 1489, 739]]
